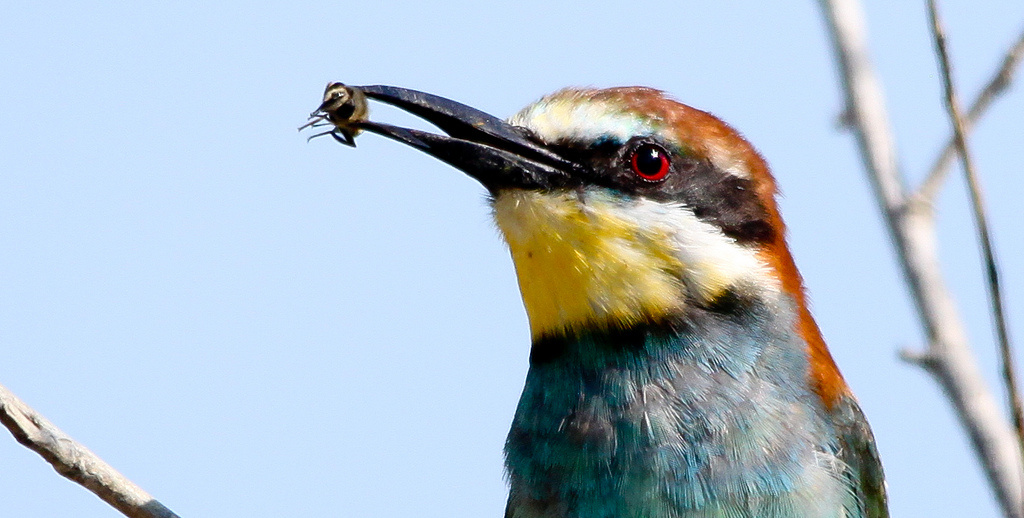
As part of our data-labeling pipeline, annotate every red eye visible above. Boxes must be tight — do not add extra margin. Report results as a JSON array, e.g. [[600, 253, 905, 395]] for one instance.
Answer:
[[629, 144, 670, 182]]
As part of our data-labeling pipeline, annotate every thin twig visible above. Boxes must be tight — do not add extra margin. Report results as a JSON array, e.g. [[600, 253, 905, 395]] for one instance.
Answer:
[[927, 0, 1024, 470], [0, 382, 180, 518], [817, 0, 1024, 516], [916, 26, 1024, 203]]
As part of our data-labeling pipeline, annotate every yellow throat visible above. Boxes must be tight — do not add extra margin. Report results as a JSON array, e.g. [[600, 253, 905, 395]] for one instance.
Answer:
[[492, 189, 686, 339]]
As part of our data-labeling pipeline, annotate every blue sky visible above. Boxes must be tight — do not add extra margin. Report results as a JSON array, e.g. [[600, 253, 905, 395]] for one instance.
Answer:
[[2, 1, 1022, 516]]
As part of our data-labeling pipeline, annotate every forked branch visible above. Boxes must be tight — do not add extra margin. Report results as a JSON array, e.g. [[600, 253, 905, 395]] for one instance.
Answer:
[[916, 27, 1024, 203], [927, 0, 1024, 468]]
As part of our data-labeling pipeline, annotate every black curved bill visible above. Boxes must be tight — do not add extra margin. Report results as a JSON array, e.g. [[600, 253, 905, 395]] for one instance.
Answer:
[[350, 85, 584, 192]]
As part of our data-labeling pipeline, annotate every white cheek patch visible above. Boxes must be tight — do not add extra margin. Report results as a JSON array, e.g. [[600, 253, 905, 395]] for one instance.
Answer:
[[613, 195, 779, 300]]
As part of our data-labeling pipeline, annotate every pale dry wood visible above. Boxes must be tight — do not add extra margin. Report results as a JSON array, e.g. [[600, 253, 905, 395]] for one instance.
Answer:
[[817, 0, 1024, 516], [0, 382, 180, 518]]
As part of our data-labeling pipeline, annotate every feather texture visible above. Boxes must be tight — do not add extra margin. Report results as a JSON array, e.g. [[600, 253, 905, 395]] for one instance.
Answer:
[[504, 295, 873, 518]]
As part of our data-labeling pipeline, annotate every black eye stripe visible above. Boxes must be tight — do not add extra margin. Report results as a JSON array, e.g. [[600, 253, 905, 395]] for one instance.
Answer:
[[540, 138, 773, 244]]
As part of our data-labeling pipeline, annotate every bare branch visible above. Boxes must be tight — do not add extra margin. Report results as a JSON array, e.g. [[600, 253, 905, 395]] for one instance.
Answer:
[[927, 0, 1024, 467], [899, 347, 938, 370], [916, 26, 1024, 203], [816, 0, 1024, 516], [0, 382, 180, 518]]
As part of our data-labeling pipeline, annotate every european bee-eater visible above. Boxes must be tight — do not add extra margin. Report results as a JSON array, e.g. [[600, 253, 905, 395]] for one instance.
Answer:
[[304, 83, 888, 518]]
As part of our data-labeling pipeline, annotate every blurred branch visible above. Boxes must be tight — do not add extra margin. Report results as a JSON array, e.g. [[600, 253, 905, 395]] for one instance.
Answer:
[[0, 382, 180, 518], [916, 26, 1024, 204], [927, 0, 1024, 468], [816, 0, 1024, 516]]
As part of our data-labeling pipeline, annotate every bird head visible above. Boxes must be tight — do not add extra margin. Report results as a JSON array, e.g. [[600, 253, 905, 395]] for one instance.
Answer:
[[306, 84, 849, 407]]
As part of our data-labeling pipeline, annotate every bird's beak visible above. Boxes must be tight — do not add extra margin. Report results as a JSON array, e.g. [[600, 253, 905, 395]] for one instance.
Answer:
[[317, 85, 584, 192]]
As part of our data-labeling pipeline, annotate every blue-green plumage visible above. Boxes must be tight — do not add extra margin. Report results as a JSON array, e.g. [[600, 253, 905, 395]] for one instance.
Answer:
[[505, 295, 876, 518]]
